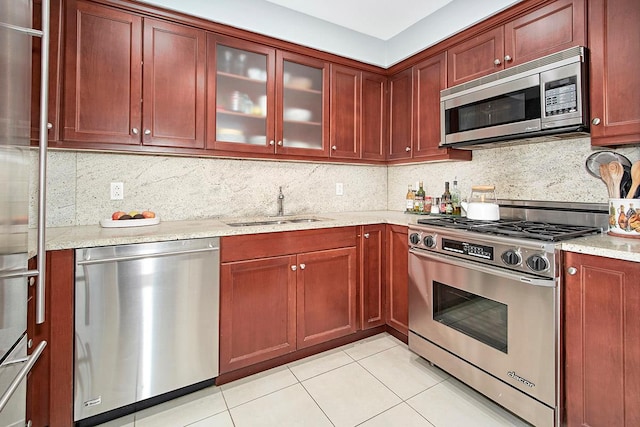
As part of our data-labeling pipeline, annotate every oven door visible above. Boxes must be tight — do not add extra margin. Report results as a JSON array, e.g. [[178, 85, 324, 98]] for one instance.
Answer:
[[408, 249, 557, 407]]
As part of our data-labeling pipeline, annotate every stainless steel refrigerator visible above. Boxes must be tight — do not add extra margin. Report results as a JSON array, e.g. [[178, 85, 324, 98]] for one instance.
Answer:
[[0, 1, 49, 426]]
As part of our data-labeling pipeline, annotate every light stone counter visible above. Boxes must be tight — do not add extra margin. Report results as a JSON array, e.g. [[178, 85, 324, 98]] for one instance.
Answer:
[[39, 211, 639, 263]]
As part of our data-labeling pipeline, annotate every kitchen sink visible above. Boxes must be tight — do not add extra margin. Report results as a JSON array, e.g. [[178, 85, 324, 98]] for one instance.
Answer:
[[225, 217, 325, 227]]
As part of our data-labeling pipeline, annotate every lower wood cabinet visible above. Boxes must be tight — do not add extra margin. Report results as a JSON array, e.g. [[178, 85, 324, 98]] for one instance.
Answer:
[[219, 227, 357, 373], [563, 251, 640, 426], [359, 224, 386, 330], [386, 225, 408, 335]]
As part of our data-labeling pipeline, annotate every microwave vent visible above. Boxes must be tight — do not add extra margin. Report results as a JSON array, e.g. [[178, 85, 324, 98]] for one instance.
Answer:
[[441, 46, 586, 97]]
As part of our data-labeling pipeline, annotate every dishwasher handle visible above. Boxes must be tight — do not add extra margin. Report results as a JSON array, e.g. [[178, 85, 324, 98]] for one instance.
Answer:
[[77, 246, 220, 265]]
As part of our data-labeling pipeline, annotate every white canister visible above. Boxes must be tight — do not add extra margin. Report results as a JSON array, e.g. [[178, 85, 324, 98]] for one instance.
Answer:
[[608, 198, 640, 237]]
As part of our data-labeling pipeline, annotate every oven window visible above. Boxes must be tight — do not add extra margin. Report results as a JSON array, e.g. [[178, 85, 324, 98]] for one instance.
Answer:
[[433, 281, 507, 353], [445, 86, 540, 134]]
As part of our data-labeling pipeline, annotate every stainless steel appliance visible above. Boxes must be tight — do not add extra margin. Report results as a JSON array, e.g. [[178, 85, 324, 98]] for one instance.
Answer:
[[1, 1, 49, 426], [440, 46, 588, 149], [74, 238, 220, 426], [408, 201, 606, 427]]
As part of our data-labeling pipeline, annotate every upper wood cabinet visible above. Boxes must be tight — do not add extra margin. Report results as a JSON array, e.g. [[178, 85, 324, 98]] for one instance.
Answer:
[[388, 69, 413, 160], [563, 251, 640, 426], [588, 0, 640, 146], [329, 66, 386, 160], [62, 0, 206, 148], [448, 0, 585, 86]]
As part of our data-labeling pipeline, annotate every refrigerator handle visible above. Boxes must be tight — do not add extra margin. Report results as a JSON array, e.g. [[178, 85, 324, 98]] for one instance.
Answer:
[[36, 0, 51, 325], [0, 341, 47, 411]]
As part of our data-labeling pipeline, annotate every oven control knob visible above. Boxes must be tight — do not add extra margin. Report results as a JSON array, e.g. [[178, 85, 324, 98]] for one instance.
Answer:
[[423, 235, 436, 248], [501, 250, 521, 266], [410, 233, 421, 245], [526, 254, 549, 272]]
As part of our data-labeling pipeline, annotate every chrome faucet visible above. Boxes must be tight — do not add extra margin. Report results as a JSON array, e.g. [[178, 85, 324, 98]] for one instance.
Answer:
[[277, 186, 284, 216]]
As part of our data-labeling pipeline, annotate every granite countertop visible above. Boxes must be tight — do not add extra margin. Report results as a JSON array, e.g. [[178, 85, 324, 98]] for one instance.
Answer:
[[39, 211, 640, 263]]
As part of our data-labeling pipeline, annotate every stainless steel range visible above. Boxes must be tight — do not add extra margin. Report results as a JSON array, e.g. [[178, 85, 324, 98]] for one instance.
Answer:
[[408, 201, 606, 427]]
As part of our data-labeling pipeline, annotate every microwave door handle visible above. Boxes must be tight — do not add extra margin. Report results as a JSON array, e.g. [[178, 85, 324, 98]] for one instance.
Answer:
[[409, 249, 555, 288]]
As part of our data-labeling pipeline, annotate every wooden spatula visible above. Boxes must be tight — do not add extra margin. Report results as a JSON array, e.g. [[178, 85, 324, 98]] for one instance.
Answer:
[[627, 161, 640, 199], [608, 161, 624, 199]]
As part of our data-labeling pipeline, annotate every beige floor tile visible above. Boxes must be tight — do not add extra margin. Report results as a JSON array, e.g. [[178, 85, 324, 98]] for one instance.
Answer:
[[95, 414, 135, 427], [339, 333, 400, 360], [359, 345, 449, 399], [230, 383, 332, 427], [220, 365, 298, 408], [302, 362, 401, 427], [407, 378, 532, 427], [359, 402, 434, 427], [288, 348, 354, 381], [134, 386, 227, 427], [186, 410, 234, 427]]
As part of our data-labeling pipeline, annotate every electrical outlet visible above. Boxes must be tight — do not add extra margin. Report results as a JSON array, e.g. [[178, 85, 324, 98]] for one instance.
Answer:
[[110, 182, 124, 200], [336, 183, 344, 196]]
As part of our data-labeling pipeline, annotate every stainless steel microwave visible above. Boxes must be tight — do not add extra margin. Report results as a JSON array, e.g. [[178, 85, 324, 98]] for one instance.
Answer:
[[440, 46, 588, 149]]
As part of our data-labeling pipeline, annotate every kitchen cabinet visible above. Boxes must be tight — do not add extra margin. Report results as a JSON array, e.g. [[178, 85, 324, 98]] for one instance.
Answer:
[[62, 0, 206, 149], [386, 225, 408, 336], [329, 66, 387, 160], [563, 252, 640, 426], [388, 57, 471, 163], [588, 0, 640, 146], [208, 35, 329, 158], [359, 225, 386, 330], [219, 227, 357, 373], [447, 0, 585, 86]]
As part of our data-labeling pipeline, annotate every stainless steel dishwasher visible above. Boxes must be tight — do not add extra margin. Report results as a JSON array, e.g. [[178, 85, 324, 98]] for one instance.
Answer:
[[74, 238, 219, 425]]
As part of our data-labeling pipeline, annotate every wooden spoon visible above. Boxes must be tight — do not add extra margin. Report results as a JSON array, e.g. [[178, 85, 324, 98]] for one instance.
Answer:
[[608, 161, 624, 198], [600, 163, 614, 198], [627, 161, 640, 199]]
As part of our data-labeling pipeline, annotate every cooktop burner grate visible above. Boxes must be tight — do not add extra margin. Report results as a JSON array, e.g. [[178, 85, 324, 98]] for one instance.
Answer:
[[417, 217, 602, 242]]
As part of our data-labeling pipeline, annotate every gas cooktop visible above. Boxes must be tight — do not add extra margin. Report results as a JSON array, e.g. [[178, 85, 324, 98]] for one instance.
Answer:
[[417, 217, 602, 242]]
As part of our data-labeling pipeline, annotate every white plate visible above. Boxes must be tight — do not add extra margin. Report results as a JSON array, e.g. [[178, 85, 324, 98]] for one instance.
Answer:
[[100, 216, 160, 228]]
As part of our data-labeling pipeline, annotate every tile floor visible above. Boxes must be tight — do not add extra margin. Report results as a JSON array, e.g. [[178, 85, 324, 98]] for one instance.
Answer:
[[98, 333, 532, 427]]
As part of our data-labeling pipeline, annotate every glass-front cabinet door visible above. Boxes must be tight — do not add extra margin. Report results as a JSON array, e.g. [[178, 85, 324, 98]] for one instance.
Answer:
[[276, 51, 329, 157], [207, 35, 276, 153]]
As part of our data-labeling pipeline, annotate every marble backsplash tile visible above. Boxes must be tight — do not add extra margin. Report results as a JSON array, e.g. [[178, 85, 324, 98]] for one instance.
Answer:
[[30, 137, 639, 227]]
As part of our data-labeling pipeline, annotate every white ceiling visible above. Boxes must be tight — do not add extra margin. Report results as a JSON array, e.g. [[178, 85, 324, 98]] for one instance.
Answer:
[[263, 0, 454, 40]]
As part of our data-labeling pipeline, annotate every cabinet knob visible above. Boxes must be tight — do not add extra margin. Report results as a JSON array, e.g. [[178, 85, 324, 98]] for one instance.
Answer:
[[364, 233, 370, 239], [277, 140, 283, 146], [567, 267, 577, 275], [132, 128, 139, 135], [331, 145, 337, 150], [291, 265, 297, 271], [300, 263, 306, 270], [405, 146, 411, 152], [46, 122, 53, 130], [592, 117, 601, 126], [494, 58, 501, 66], [144, 129, 151, 135], [269, 140, 275, 146], [504, 55, 512, 62]]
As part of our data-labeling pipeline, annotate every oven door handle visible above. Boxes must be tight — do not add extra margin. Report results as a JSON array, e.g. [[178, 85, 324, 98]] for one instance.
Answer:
[[409, 249, 556, 288]]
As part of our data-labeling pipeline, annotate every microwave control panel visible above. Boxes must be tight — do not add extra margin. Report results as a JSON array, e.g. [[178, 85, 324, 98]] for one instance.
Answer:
[[544, 76, 577, 116]]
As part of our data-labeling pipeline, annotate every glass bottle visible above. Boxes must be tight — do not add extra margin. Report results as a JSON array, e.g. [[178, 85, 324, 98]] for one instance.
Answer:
[[406, 184, 415, 212], [441, 182, 451, 213], [451, 178, 461, 216], [416, 181, 426, 212]]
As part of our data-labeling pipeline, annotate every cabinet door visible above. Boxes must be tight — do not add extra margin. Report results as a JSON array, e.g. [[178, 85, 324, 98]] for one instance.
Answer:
[[588, 0, 640, 146], [361, 72, 387, 160], [220, 256, 297, 373], [386, 225, 408, 336], [296, 247, 357, 349], [276, 51, 329, 157], [62, 0, 142, 145], [329, 65, 360, 159], [503, 0, 585, 68], [388, 69, 413, 160], [207, 34, 276, 154], [413, 52, 447, 158], [360, 225, 386, 330], [564, 252, 640, 427], [447, 27, 504, 86], [142, 19, 206, 148]]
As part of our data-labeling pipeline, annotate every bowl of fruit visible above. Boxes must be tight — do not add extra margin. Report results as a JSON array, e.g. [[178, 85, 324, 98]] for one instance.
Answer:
[[100, 210, 159, 228]]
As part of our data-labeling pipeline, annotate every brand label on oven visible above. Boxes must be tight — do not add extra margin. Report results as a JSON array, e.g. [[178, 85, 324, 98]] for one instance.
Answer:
[[508, 371, 536, 388], [442, 238, 494, 260]]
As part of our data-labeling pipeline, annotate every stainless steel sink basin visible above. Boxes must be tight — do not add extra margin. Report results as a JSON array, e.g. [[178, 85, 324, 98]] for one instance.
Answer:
[[225, 217, 325, 227]]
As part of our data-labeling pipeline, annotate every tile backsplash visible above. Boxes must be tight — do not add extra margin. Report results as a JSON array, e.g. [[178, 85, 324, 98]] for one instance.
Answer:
[[31, 136, 639, 227]]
